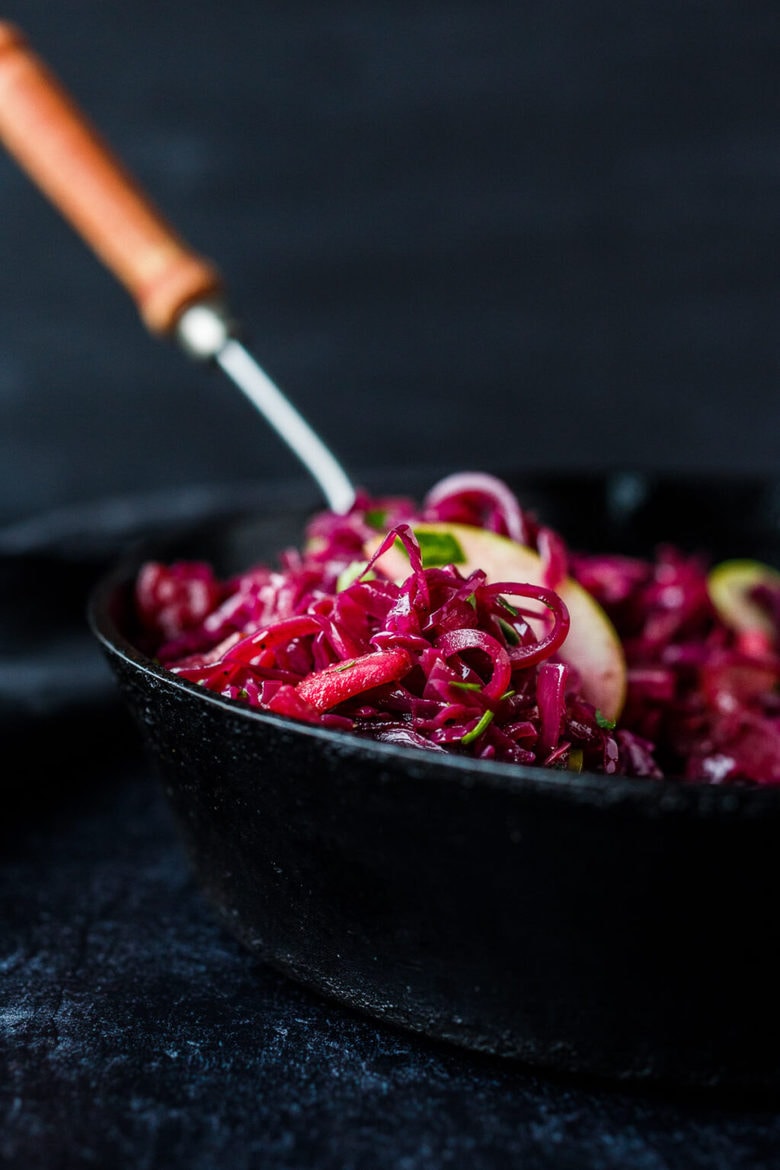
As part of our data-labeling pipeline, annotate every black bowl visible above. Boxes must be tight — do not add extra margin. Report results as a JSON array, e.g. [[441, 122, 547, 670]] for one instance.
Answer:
[[87, 470, 780, 1095]]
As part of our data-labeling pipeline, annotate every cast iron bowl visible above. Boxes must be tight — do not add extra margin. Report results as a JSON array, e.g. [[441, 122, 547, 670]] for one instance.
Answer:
[[88, 470, 780, 1096]]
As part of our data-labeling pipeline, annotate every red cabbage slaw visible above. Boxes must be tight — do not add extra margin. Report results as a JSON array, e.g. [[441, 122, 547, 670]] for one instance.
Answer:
[[132, 472, 780, 785]]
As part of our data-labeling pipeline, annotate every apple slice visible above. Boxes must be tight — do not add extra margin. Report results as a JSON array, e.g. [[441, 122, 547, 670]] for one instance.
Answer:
[[365, 522, 627, 723], [707, 558, 780, 638]]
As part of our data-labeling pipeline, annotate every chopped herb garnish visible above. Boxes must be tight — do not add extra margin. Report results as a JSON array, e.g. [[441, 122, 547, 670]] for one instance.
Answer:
[[497, 616, 520, 645], [461, 708, 495, 744], [414, 529, 466, 568], [450, 680, 483, 692], [595, 709, 617, 730], [365, 508, 388, 530]]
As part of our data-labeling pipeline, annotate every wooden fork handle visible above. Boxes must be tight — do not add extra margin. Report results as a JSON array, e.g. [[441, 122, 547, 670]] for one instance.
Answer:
[[0, 22, 224, 335]]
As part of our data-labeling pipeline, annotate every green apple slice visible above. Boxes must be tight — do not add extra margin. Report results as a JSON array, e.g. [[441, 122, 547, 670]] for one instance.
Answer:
[[365, 522, 627, 722], [707, 558, 780, 638]]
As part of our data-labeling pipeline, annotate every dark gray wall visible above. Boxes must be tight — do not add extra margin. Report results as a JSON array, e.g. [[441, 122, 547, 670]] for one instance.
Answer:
[[1, 2, 779, 524]]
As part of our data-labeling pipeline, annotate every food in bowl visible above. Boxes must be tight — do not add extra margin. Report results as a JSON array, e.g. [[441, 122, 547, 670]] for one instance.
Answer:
[[130, 471, 780, 784]]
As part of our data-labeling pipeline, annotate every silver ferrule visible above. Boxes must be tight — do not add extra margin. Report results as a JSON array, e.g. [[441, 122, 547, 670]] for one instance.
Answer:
[[175, 299, 236, 360]]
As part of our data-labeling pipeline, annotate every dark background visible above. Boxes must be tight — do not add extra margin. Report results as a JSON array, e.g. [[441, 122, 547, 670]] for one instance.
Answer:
[[4, 4, 780, 1168], [2, 1, 779, 527]]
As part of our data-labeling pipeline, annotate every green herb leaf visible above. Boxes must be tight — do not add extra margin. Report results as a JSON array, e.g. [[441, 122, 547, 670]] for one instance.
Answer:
[[365, 508, 388, 530], [595, 709, 616, 730], [497, 616, 520, 645], [414, 529, 466, 568], [460, 708, 495, 744]]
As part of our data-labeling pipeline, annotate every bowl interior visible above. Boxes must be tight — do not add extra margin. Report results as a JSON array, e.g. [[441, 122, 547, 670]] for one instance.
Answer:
[[89, 467, 780, 807]]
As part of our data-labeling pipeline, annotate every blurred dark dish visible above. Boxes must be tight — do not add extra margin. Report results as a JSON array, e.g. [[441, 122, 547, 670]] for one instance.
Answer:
[[0, 480, 319, 801], [87, 471, 780, 1095]]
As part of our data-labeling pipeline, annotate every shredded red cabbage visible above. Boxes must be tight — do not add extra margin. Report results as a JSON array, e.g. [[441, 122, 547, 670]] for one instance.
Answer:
[[132, 473, 780, 785]]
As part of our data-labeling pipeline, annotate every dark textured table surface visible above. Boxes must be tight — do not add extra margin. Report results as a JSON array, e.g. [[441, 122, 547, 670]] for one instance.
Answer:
[[3, 2, 780, 1166], [5, 737, 780, 1170]]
